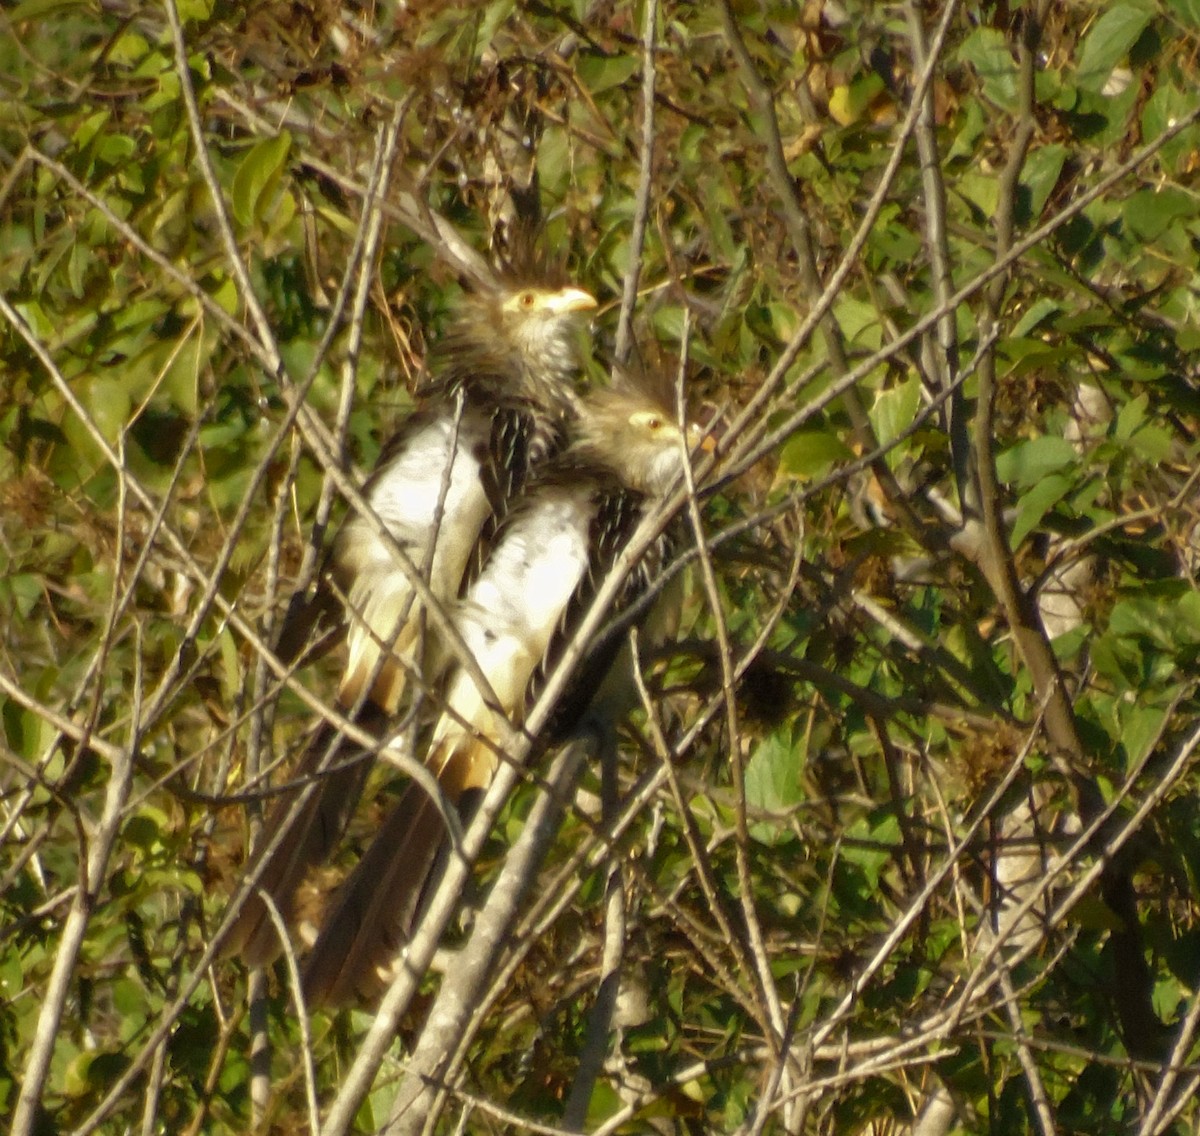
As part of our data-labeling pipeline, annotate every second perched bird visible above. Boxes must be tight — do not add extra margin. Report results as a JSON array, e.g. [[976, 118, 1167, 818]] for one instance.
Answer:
[[303, 368, 709, 1007], [227, 272, 597, 966]]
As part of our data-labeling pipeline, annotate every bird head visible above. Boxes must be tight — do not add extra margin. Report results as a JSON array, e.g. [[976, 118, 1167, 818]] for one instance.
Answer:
[[578, 369, 711, 496], [493, 284, 598, 378], [432, 278, 597, 405]]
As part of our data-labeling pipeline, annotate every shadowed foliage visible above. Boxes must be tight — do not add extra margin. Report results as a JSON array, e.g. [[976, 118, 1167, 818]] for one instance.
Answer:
[[3, 1, 1200, 1133]]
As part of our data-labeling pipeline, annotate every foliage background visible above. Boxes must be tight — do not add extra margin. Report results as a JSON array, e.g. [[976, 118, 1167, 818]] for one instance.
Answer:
[[3, 0, 1200, 1133]]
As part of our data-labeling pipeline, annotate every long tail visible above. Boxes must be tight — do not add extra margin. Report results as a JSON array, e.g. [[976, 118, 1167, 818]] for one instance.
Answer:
[[301, 782, 452, 1008], [223, 709, 383, 966], [300, 720, 501, 1007]]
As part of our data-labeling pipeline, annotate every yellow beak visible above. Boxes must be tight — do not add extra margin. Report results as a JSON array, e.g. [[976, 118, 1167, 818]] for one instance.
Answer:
[[547, 287, 598, 314]]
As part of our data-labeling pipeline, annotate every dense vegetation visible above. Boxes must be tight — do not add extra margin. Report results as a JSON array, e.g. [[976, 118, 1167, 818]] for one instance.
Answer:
[[3, 0, 1200, 1132]]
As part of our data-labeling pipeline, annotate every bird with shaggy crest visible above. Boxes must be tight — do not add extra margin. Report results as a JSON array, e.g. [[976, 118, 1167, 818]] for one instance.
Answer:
[[302, 366, 711, 1008], [225, 264, 597, 967]]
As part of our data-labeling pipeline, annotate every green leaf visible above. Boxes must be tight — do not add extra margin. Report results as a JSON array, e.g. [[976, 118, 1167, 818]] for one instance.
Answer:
[[175, 0, 214, 20], [958, 171, 999, 219], [1010, 470, 1073, 548], [946, 97, 986, 163], [1142, 83, 1200, 169], [210, 274, 239, 315], [231, 132, 291, 228], [1036, 66, 1073, 111], [745, 731, 805, 813], [994, 436, 1078, 487], [162, 334, 203, 416], [4, 574, 43, 618], [1165, 0, 1200, 29], [9, 0, 82, 16], [72, 109, 111, 150], [842, 813, 901, 890], [777, 429, 853, 480], [1127, 424, 1173, 462], [1123, 186, 1195, 240], [1121, 702, 1170, 766], [1153, 973, 1186, 1021], [1110, 587, 1200, 647], [835, 296, 882, 347], [1019, 144, 1068, 221], [1011, 297, 1062, 338], [870, 375, 921, 450], [828, 72, 886, 126], [578, 52, 639, 94], [958, 27, 1019, 111], [477, 0, 516, 50], [1077, 2, 1155, 91], [1113, 392, 1149, 441], [108, 30, 150, 67], [82, 375, 133, 443]]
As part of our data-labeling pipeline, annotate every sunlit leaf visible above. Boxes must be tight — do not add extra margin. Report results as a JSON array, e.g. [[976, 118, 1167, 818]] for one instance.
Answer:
[[231, 131, 291, 229], [578, 52, 639, 94], [9, 0, 82, 16], [842, 813, 901, 890], [958, 27, 1019, 111], [1110, 587, 1200, 646], [777, 428, 854, 480], [1120, 701, 1171, 766], [1010, 470, 1073, 548], [870, 375, 921, 450], [1165, 0, 1200, 28], [1011, 298, 1062, 338], [745, 729, 805, 816], [1124, 185, 1195, 240], [1077, 1, 1155, 91], [995, 436, 1078, 487], [1019, 144, 1068, 221]]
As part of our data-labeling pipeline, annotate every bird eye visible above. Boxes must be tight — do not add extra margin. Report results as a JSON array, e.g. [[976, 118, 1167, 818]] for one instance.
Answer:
[[646, 416, 662, 430], [519, 291, 537, 308]]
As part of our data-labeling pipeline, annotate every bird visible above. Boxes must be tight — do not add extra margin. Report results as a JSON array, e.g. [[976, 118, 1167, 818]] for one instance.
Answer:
[[225, 269, 598, 967], [301, 366, 710, 1008]]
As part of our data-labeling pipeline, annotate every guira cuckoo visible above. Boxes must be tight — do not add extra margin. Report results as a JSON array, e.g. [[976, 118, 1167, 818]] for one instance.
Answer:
[[302, 368, 709, 1007], [227, 274, 597, 966]]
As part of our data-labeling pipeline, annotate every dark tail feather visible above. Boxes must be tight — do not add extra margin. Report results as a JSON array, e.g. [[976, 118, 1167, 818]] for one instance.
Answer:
[[272, 581, 345, 670], [302, 783, 457, 1008], [224, 713, 380, 967]]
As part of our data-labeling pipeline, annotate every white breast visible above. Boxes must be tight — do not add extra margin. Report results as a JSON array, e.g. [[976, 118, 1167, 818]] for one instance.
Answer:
[[339, 414, 492, 594], [449, 491, 593, 714], [368, 417, 485, 539]]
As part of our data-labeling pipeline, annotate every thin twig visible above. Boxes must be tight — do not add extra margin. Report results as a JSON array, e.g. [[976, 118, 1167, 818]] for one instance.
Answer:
[[716, 0, 922, 540], [162, 0, 280, 367], [903, 1, 966, 501], [613, 0, 658, 365], [11, 637, 140, 1136]]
